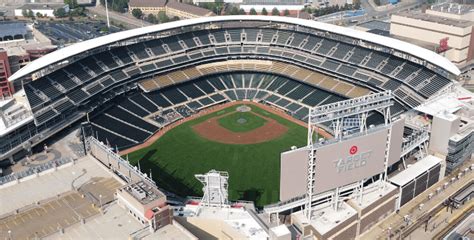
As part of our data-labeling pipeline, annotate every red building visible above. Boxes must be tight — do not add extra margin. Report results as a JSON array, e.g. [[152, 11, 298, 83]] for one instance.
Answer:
[[0, 49, 13, 97]]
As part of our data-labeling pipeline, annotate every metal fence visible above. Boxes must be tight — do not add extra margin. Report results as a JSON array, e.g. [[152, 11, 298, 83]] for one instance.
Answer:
[[0, 157, 72, 185]]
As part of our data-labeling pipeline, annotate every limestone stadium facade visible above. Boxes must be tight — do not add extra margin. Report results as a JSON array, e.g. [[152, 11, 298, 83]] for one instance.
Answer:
[[0, 16, 460, 164]]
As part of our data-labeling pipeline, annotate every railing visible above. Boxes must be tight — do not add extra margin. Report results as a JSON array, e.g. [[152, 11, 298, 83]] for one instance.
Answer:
[[0, 157, 72, 185], [401, 130, 429, 157], [87, 136, 156, 187], [4, 109, 32, 129], [264, 195, 307, 213]]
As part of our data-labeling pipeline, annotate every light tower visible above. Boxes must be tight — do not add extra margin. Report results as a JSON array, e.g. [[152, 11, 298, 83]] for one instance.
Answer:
[[195, 169, 230, 208]]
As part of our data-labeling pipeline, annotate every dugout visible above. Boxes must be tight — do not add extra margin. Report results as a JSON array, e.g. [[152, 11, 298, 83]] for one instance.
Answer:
[[390, 155, 442, 209]]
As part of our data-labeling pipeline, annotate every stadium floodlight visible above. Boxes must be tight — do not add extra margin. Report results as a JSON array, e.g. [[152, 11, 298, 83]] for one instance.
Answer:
[[195, 170, 230, 209], [308, 90, 393, 125]]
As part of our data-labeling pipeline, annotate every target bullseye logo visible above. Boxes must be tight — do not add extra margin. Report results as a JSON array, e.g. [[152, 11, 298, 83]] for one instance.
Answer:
[[349, 146, 358, 155]]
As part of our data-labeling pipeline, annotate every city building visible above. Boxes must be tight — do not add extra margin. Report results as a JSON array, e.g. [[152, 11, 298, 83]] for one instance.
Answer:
[[390, 4, 474, 68], [116, 181, 173, 231], [312, 0, 353, 8], [14, 3, 70, 18], [128, 0, 214, 19], [192, 0, 242, 4], [0, 23, 27, 43], [128, 0, 166, 15], [166, 0, 215, 19], [390, 12, 474, 67], [0, 49, 12, 97], [0, 22, 56, 90], [415, 86, 474, 173], [240, 0, 306, 13], [356, 20, 390, 36]]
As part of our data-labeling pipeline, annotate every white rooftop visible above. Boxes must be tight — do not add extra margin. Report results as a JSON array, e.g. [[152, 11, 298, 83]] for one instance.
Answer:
[[349, 180, 398, 209], [181, 204, 268, 240], [0, 90, 33, 137], [390, 155, 442, 187], [270, 224, 291, 237], [293, 201, 357, 235], [416, 86, 474, 117], [9, 15, 460, 82]]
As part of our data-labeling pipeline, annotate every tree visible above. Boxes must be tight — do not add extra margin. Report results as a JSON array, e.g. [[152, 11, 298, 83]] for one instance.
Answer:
[[131, 8, 143, 19], [100, 0, 129, 13], [284, 9, 290, 16], [64, 0, 78, 9], [27, 9, 34, 18], [70, 6, 86, 16], [22, 9, 28, 17], [147, 13, 158, 23], [199, 2, 224, 15], [158, 11, 169, 23], [100, 26, 109, 33], [271, 7, 280, 16], [228, 6, 239, 15], [238, 8, 246, 15], [249, 8, 257, 15], [54, 8, 67, 18], [36, 12, 43, 18], [261, 7, 268, 15]]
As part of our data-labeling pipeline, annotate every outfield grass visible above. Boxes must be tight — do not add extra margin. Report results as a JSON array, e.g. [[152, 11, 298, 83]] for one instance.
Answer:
[[217, 111, 267, 132], [126, 104, 307, 207]]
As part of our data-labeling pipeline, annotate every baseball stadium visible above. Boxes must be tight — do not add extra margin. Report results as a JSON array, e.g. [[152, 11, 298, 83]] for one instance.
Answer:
[[0, 15, 462, 211]]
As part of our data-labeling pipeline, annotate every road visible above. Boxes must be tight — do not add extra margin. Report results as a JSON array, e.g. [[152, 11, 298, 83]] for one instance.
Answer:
[[87, 5, 151, 29]]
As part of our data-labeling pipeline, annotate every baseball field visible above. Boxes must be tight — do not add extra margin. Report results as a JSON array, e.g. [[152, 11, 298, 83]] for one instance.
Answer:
[[126, 103, 307, 207]]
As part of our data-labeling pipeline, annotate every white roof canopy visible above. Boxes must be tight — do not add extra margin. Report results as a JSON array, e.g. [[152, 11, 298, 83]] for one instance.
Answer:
[[9, 15, 461, 82], [390, 155, 442, 187]]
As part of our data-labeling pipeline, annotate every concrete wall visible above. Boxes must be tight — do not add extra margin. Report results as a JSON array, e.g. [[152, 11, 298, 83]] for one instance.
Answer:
[[359, 195, 397, 233], [429, 114, 460, 155], [388, 118, 404, 166], [331, 222, 357, 240]]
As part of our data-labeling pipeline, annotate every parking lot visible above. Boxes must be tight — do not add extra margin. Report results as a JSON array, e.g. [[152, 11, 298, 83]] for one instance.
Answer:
[[0, 177, 121, 239], [35, 21, 122, 45], [0, 191, 99, 239]]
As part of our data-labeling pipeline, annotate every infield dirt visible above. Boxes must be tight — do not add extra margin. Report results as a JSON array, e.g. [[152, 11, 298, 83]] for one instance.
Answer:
[[192, 111, 288, 144]]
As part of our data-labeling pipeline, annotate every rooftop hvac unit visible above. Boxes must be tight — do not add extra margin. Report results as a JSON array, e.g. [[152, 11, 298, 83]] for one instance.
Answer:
[[131, 185, 147, 200]]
